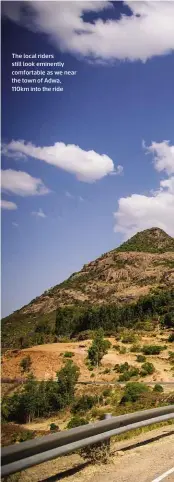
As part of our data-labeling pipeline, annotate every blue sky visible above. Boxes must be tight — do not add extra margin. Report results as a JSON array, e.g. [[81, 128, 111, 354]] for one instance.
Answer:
[[1, 1, 174, 317]]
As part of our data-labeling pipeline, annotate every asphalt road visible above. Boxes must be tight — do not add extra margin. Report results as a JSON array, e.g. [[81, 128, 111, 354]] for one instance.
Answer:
[[87, 428, 174, 482]]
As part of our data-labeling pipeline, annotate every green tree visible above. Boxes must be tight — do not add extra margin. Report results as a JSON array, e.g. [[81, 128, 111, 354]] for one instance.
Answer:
[[120, 382, 149, 404], [88, 329, 110, 367], [56, 360, 80, 407]]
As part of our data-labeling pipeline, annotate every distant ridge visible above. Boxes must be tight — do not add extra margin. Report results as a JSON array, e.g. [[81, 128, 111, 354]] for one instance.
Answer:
[[2, 228, 174, 349]]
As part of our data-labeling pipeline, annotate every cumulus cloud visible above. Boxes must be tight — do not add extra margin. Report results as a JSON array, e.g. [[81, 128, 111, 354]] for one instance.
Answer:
[[3, 140, 118, 182], [114, 139, 174, 239], [0, 199, 17, 210], [31, 208, 46, 218], [2, 1, 174, 62], [143, 140, 174, 175], [1, 169, 50, 196]]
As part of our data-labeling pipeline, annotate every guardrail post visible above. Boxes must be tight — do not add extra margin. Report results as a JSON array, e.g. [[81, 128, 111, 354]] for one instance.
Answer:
[[104, 413, 112, 457]]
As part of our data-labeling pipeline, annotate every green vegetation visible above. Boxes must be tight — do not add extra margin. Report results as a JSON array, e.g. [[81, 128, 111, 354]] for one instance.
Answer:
[[50, 423, 59, 432], [121, 333, 137, 344], [2, 287, 174, 348], [2, 361, 80, 424], [67, 416, 88, 429], [140, 362, 155, 377], [115, 362, 140, 382], [168, 333, 174, 342], [136, 355, 146, 363], [71, 395, 98, 414], [20, 355, 32, 373], [63, 351, 74, 358], [120, 382, 150, 404], [116, 228, 174, 254], [142, 345, 165, 355], [153, 384, 164, 393], [88, 329, 110, 367]]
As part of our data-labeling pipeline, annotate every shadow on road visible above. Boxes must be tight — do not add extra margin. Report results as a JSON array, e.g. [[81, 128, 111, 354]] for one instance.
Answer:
[[112, 429, 174, 454], [39, 461, 89, 482]]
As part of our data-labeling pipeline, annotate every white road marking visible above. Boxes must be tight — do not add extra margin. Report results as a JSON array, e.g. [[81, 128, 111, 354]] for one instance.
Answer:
[[152, 467, 174, 482]]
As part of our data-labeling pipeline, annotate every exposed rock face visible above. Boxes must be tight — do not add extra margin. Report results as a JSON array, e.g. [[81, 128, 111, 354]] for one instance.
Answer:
[[2, 228, 174, 348]]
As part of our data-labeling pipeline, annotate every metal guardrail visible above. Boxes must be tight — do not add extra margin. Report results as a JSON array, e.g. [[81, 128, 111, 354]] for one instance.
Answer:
[[1, 405, 174, 478]]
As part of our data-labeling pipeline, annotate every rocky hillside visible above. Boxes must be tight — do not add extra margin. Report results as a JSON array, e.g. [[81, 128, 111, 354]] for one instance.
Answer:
[[2, 228, 174, 348]]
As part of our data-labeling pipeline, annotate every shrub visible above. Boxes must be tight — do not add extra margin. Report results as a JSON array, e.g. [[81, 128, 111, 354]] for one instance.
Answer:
[[142, 345, 164, 355], [67, 416, 88, 429], [103, 368, 110, 374], [136, 355, 146, 363], [168, 333, 174, 343], [130, 344, 141, 353], [63, 352, 74, 358], [140, 362, 155, 376], [103, 388, 112, 397], [118, 372, 131, 382], [120, 382, 149, 404], [50, 423, 59, 432], [20, 355, 32, 373], [71, 395, 97, 414], [119, 347, 127, 354], [168, 352, 174, 365], [122, 334, 137, 344], [153, 384, 164, 393]]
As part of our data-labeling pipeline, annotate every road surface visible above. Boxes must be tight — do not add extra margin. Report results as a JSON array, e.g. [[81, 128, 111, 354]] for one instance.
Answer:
[[87, 427, 174, 482]]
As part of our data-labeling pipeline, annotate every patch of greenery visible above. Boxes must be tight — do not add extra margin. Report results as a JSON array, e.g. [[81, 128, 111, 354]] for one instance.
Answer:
[[71, 395, 98, 414], [136, 355, 146, 363], [20, 355, 32, 373], [63, 352, 74, 358], [120, 382, 150, 404], [142, 345, 165, 355], [67, 416, 88, 429], [140, 362, 155, 376], [153, 384, 164, 393], [116, 228, 174, 254], [88, 329, 110, 366], [2, 361, 80, 424]]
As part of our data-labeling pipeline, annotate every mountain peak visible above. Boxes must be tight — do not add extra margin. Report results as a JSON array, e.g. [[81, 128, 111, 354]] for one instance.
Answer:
[[116, 227, 174, 254]]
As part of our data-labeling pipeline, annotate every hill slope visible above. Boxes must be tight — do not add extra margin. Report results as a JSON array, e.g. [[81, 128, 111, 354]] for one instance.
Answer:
[[2, 228, 174, 348]]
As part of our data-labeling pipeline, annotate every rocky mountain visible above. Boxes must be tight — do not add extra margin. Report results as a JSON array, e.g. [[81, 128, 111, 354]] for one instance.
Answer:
[[2, 228, 174, 348]]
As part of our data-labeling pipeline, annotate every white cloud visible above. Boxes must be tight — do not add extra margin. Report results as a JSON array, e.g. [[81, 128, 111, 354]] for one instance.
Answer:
[[1, 169, 50, 196], [114, 139, 174, 239], [143, 140, 174, 175], [12, 222, 19, 227], [2, 1, 174, 62], [0, 199, 17, 210], [110, 165, 124, 176], [31, 208, 46, 218], [65, 191, 74, 199], [3, 140, 118, 182]]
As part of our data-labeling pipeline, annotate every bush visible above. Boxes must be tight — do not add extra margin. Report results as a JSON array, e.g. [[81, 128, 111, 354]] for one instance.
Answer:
[[168, 333, 174, 343], [63, 352, 74, 358], [103, 388, 112, 397], [122, 334, 137, 344], [136, 355, 146, 363], [103, 368, 110, 374], [118, 372, 131, 382], [20, 355, 32, 373], [168, 352, 174, 365], [142, 345, 164, 355], [153, 384, 164, 393], [120, 382, 149, 404], [50, 423, 59, 432], [67, 416, 88, 429], [119, 347, 127, 354], [140, 362, 155, 376], [71, 395, 97, 414], [130, 344, 141, 353]]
